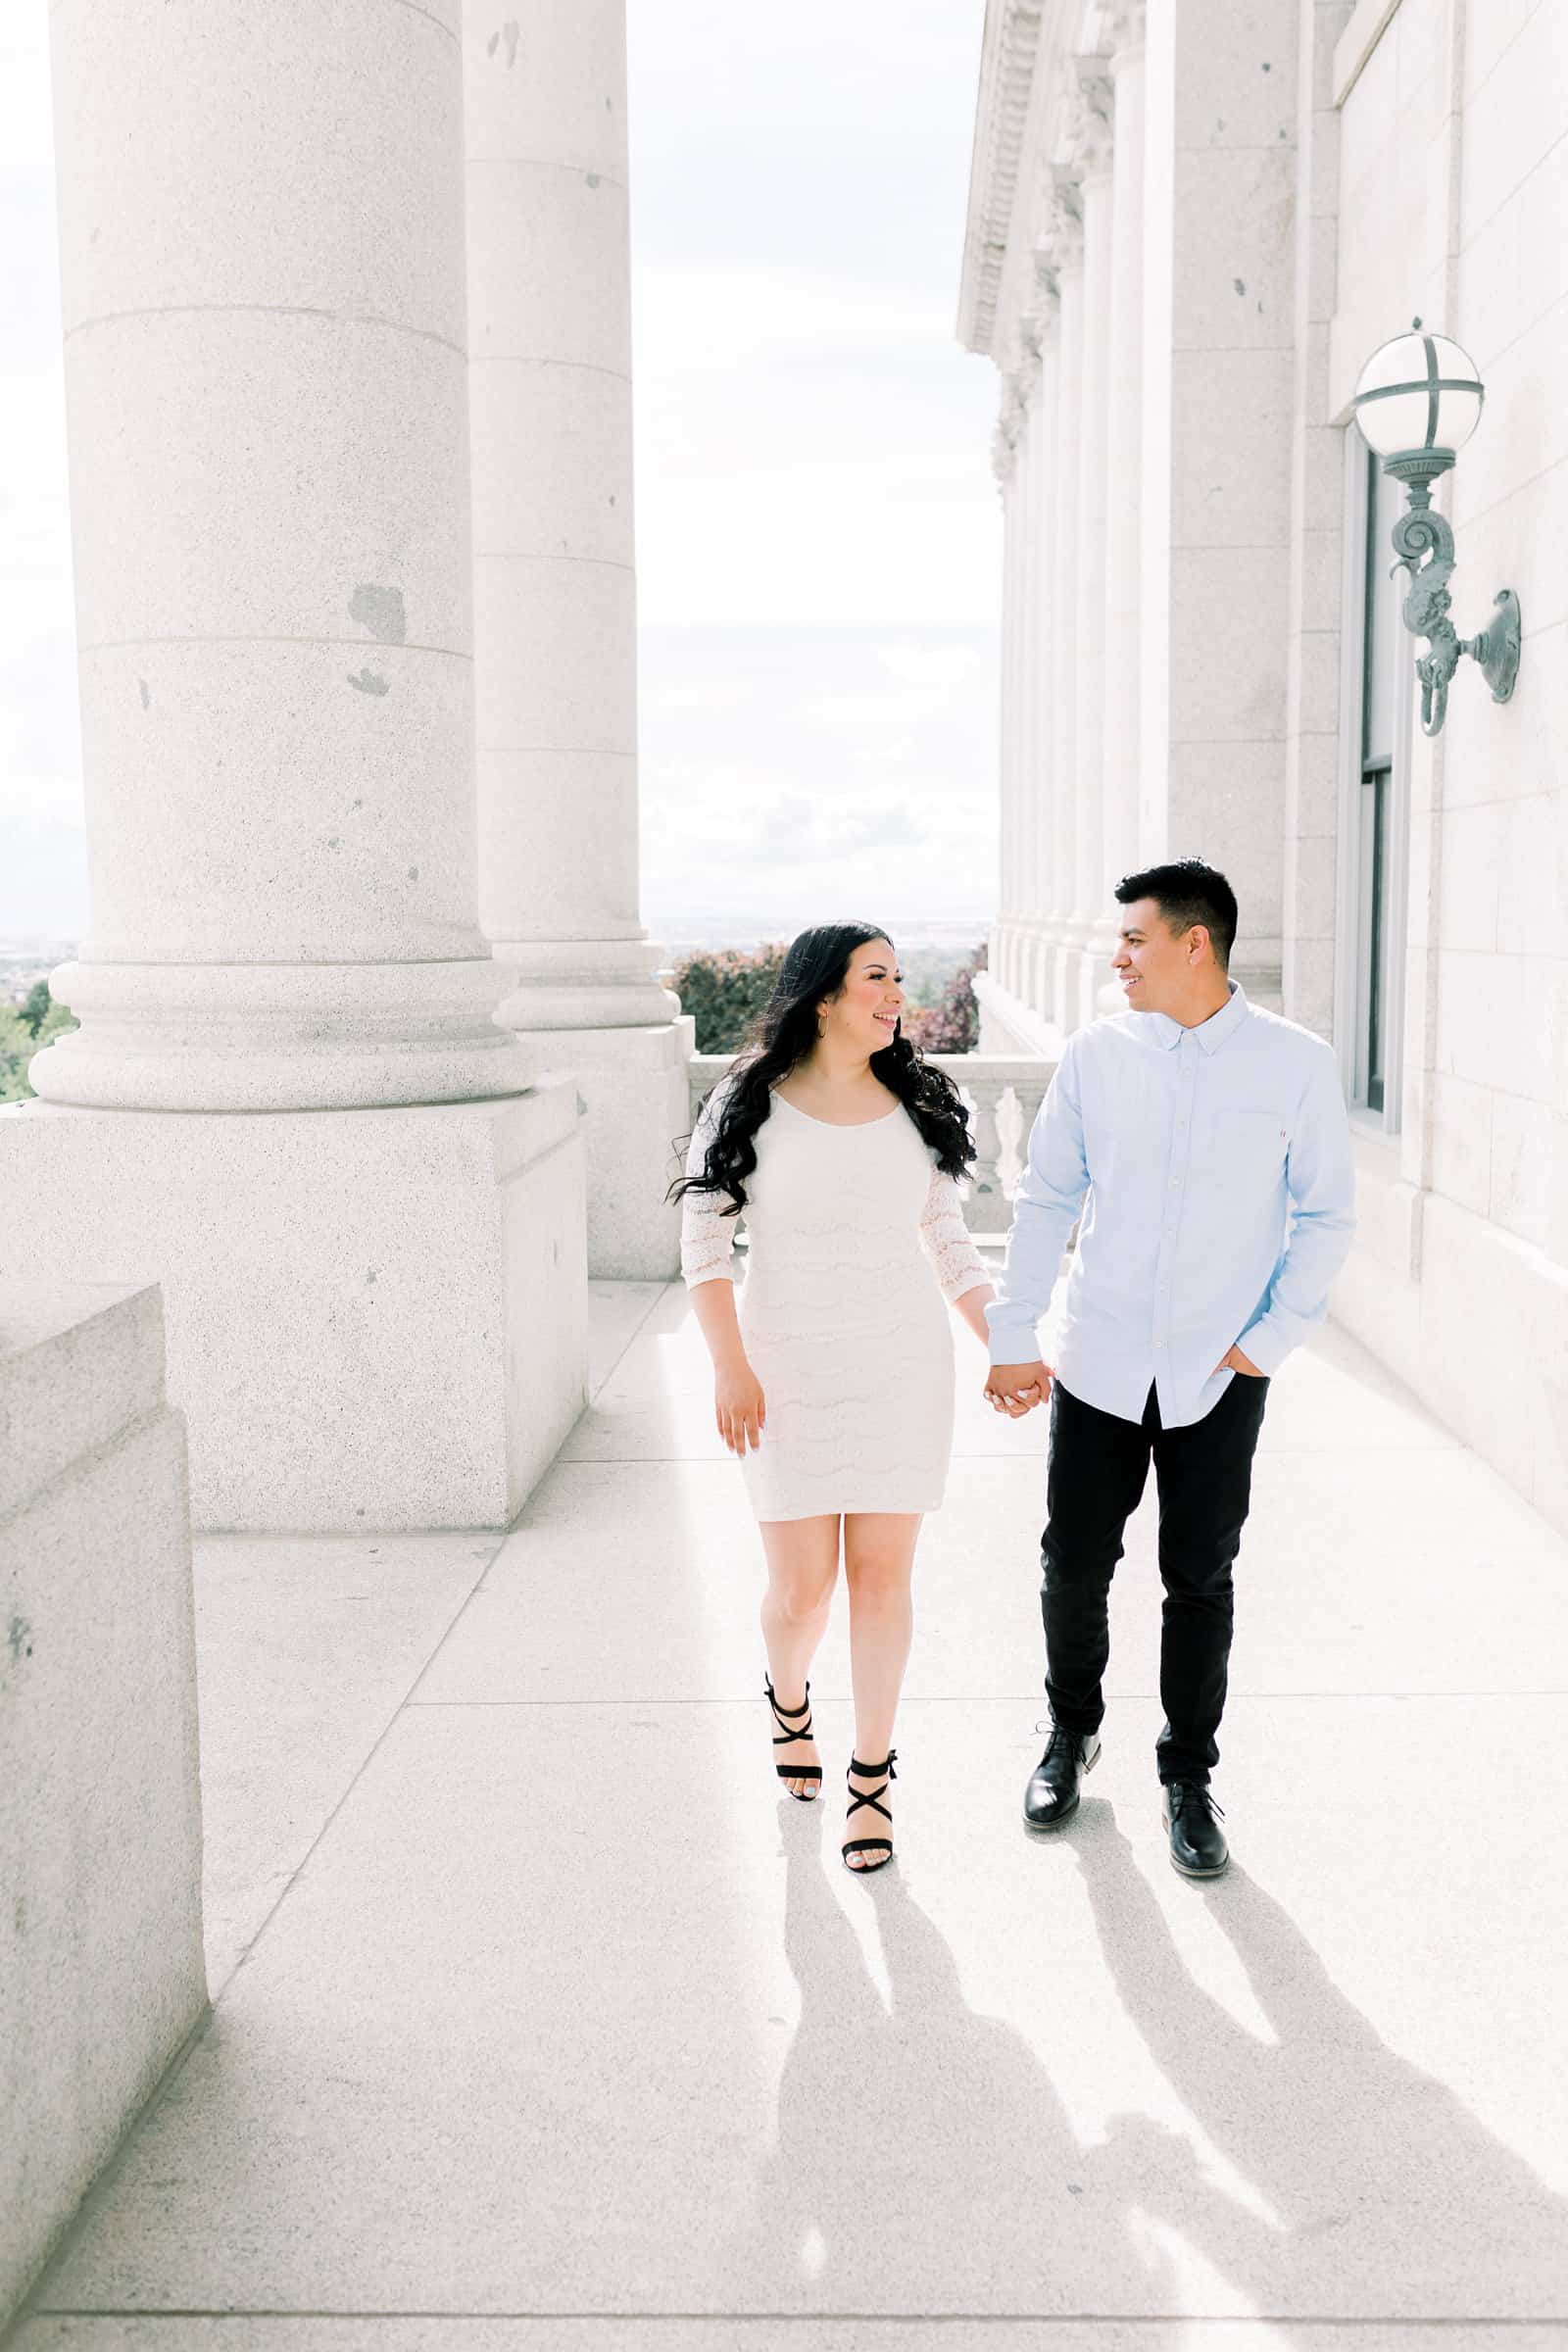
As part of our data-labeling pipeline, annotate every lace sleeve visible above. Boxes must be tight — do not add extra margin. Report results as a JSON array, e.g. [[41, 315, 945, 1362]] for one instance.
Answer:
[[680, 1082, 741, 1290], [918, 1162, 992, 1303]]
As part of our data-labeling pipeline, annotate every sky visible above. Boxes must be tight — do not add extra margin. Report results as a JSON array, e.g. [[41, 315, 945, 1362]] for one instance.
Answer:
[[0, 2, 1000, 949]]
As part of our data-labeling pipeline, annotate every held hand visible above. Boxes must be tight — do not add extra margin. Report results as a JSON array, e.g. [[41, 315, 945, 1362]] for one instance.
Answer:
[[1215, 1342, 1265, 1378], [984, 1359, 1053, 1418], [714, 1357, 766, 1454]]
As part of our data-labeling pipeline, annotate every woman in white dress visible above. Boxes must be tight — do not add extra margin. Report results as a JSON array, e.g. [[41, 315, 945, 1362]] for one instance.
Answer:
[[671, 924, 995, 1872]]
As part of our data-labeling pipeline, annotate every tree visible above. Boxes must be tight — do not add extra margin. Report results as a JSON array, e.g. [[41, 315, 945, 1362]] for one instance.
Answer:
[[672, 944, 787, 1055], [903, 942, 987, 1055], [0, 989, 78, 1104]]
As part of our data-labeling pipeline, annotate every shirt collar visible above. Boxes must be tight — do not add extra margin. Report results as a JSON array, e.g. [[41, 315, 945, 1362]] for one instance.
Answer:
[[1138, 980, 1250, 1055]]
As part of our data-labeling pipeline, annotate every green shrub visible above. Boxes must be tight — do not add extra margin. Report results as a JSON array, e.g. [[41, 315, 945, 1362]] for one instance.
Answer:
[[0, 988, 77, 1103], [672, 943, 787, 1055]]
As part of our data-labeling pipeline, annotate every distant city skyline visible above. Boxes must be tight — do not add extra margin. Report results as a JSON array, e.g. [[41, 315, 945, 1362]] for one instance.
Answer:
[[0, 4, 1000, 944]]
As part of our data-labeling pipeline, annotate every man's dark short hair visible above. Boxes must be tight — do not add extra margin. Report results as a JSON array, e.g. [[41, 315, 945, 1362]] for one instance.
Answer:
[[1114, 859, 1238, 969]]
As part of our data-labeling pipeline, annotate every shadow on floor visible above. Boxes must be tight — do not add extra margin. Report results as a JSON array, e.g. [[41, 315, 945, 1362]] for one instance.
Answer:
[[734, 1792, 1566, 2328]]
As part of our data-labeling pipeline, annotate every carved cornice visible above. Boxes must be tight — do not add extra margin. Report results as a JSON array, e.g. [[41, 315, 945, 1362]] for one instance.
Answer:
[[957, 0, 1047, 357]]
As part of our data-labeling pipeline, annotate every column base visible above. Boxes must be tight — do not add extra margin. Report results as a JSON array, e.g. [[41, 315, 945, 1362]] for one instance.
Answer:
[[972, 969, 1063, 1058], [0, 1085, 587, 1532], [1050, 927, 1085, 1035], [29, 959, 535, 1112], [1054, 918, 1121, 1030], [491, 937, 681, 1032], [518, 1018, 696, 1281]]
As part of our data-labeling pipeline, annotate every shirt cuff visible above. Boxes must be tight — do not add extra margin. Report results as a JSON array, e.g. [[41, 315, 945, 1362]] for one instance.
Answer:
[[1237, 1317, 1292, 1378], [986, 1310, 1044, 1366], [682, 1263, 736, 1291]]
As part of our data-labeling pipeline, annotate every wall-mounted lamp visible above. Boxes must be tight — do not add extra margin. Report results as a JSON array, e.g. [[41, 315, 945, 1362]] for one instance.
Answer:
[[1351, 324, 1521, 737]]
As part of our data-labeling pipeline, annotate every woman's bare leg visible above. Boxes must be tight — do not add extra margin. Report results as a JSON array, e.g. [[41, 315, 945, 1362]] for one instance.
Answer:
[[842, 1512, 921, 1864], [760, 1514, 841, 1797]]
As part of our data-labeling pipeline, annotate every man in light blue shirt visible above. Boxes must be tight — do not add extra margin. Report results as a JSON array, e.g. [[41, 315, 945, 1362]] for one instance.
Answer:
[[983, 859, 1355, 1878]]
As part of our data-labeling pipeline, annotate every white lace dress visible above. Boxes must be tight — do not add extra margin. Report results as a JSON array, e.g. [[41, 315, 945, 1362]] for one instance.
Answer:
[[680, 1082, 991, 1522]]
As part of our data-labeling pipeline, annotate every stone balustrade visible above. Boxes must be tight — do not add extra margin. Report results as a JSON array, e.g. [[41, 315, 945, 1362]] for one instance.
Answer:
[[1, 1279, 206, 2327], [686, 1054, 1054, 1236]]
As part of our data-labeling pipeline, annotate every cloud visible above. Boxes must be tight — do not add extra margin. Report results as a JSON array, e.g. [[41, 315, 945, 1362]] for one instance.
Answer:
[[0, 1, 1000, 948], [638, 623, 998, 934]]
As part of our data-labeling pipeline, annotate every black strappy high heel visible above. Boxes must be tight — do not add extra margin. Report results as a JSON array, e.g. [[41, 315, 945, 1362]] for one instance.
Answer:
[[843, 1750, 897, 1872], [765, 1675, 821, 1800]]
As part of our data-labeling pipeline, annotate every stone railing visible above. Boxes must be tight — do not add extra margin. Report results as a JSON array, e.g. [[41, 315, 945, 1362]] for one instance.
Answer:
[[687, 1053, 1054, 1237], [1, 1278, 207, 2326]]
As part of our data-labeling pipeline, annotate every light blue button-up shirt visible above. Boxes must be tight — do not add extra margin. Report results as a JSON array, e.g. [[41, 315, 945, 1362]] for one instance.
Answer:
[[985, 984, 1357, 1428]]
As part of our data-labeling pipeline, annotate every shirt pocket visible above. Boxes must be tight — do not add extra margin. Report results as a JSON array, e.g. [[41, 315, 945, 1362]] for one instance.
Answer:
[[1214, 1107, 1289, 1182]]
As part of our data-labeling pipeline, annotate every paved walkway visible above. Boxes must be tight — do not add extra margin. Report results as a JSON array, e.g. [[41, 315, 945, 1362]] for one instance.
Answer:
[[14, 1282, 1568, 2350]]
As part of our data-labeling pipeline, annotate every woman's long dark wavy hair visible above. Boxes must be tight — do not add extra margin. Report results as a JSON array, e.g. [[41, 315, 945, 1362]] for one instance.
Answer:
[[667, 921, 976, 1219]]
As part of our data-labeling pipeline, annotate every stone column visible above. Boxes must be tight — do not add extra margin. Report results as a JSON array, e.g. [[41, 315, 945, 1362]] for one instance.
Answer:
[[1067, 63, 1115, 1032], [32, 8, 530, 1113], [1022, 287, 1060, 1022], [2, 0, 587, 1529], [1137, 0, 1297, 1007], [1047, 176, 1085, 1035], [464, 0, 692, 1281], [1101, 10, 1146, 920], [992, 390, 1024, 999], [1015, 351, 1042, 1004]]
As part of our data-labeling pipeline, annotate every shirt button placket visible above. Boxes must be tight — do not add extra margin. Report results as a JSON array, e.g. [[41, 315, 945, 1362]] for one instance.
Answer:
[[1157, 1038, 1199, 1383]]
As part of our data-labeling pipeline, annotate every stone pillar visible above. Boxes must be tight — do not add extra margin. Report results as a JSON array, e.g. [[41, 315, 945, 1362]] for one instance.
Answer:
[[465, 0, 692, 1281], [993, 389, 1025, 999], [1101, 10, 1146, 928], [1137, 0, 1297, 1006], [1, 0, 587, 1529], [1048, 180, 1085, 1035], [1015, 352, 1042, 1004], [1067, 64, 1115, 1032], [33, 6, 529, 1114], [1022, 291, 1060, 1021], [1, 1280, 205, 2325]]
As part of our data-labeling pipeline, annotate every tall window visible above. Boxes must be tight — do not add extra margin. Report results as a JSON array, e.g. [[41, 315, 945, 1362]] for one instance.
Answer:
[[1342, 445, 1407, 1125]]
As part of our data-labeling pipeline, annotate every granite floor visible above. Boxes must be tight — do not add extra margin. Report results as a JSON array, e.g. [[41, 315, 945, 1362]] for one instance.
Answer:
[[13, 1281, 1568, 2352]]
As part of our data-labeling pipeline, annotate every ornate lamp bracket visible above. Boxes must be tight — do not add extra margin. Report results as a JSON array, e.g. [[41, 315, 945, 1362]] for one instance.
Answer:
[[1382, 449, 1521, 737]]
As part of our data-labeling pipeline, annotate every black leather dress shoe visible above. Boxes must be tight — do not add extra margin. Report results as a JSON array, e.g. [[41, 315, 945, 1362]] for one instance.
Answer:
[[1022, 1724, 1101, 1833], [1162, 1781, 1229, 1878]]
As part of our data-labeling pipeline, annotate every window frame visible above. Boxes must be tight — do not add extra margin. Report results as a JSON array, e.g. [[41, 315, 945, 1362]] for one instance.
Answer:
[[1334, 434, 1410, 1135]]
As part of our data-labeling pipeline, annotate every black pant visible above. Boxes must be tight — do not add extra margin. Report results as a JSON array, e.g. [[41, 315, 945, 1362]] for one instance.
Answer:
[[1040, 1374, 1269, 1785]]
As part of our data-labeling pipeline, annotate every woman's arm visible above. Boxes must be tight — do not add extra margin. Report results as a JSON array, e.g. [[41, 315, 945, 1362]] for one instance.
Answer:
[[677, 1081, 766, 1456], [688, 1276, 765, 1455], [951, 1280, 997, 1347], [918, 1164, 995, 1343]]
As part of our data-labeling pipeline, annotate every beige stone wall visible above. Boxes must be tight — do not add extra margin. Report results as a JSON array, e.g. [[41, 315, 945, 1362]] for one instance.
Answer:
[[1323, 0, 1568, 1533], [965, 0, 1567, 1534]]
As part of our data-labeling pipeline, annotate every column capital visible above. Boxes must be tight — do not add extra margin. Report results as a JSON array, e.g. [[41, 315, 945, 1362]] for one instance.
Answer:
[[1064, 57, 1114, 181], [1104, 2, 1146, 67], [992, 373, 1029, 480], [1046, 166, 1085, 270]]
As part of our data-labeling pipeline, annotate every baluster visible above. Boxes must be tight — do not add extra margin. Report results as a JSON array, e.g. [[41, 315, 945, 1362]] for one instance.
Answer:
[[995, 1082, 1025, 1199], [966, 1079, 1004, 1231]]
